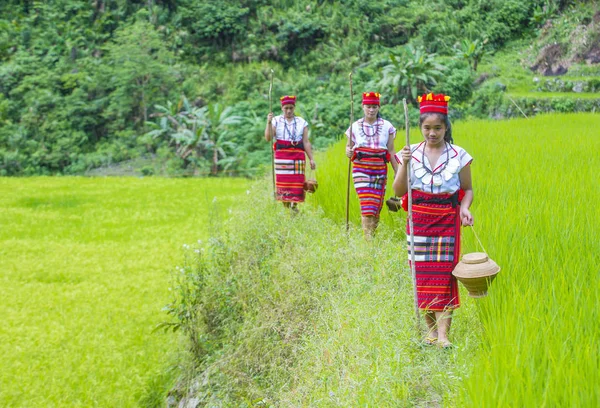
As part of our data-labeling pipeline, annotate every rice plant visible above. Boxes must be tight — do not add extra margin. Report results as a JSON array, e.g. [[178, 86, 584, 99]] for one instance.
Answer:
[[0, 177, 249, 407], [311, 112, 600, 406]]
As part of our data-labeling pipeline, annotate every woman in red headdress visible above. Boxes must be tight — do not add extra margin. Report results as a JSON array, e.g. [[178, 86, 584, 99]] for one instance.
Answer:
[[265, 95, 316, 211], [393, 93, 474, 348], [345, 92, 398, 238]]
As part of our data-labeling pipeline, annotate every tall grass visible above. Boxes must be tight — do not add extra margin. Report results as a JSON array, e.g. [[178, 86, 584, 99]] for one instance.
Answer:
[[313, 113, 600, 406], [167, 183, 481, 406], [0, 177, 248, 407], [456, 115, 600, 406]]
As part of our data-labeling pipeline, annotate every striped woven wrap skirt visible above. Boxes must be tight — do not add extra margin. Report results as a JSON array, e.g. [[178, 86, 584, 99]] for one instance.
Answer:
[[274, 140, 306, 203], [407, 189, 462, 311], [352, 148, 389, 217]]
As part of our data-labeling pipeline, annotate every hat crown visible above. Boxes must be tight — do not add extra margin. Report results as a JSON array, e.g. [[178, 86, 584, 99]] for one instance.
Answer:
[[280, 95, 296, 106], [418, 93, 451, 114], [362, 91, 381, 105]]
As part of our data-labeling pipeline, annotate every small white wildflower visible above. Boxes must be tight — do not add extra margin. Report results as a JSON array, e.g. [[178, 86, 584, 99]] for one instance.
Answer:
[[194, 249, 200, 254], [246, 190, 250, 195], [197, 239, 202, 244], [212, 196, 217, 203]]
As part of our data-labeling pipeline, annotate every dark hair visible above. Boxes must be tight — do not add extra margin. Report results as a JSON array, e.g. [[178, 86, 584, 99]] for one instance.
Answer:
[[419, 112, 453, 144]]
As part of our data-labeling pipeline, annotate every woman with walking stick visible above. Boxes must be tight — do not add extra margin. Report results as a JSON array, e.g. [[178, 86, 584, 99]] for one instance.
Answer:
[[346, 91, 398, 238], [393, 93, 474, 348], [265, 95, 316, 212]]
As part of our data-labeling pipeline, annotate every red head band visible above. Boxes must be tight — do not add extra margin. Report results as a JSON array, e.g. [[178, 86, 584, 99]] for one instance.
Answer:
[[362, 91, 380, 105], [418, 93, 451, 115], [280, 95, 296, 106]]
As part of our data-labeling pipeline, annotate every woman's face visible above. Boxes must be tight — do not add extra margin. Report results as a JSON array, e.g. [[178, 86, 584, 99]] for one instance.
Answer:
[[282, 104, 295, 119], [362, 104, 379, 120], [420, 114, 447, 147]]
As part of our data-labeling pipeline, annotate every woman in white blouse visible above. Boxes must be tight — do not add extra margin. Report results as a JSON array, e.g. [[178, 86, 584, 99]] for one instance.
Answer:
[[393, 93, 473, 349], [265, 95, 315, 211], [345, 91, 398, 238]]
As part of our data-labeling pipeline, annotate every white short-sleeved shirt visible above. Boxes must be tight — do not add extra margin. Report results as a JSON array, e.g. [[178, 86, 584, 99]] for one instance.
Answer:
[[395, 142, 473, 194], [346, 118, 396, 149], [271, 115, 308, 143]]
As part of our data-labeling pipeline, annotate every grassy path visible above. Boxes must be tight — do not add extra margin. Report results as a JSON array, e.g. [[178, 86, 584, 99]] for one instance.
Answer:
[[0, 177, 248, 407]]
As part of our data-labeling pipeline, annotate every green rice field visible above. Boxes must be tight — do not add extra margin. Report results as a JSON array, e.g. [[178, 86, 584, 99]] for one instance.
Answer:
[[2, 113, 598, 406], [312, 112, 599, 406], [0, 177, 249, 407]]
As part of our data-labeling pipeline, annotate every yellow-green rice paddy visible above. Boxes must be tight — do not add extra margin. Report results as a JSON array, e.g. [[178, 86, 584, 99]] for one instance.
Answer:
[[313, 112, 600, 406], [2, 112, 598, 406], [0, 177, 249, 407]]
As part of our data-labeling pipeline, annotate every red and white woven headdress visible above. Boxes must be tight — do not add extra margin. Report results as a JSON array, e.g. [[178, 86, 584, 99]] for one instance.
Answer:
[[280, 95, 296, 106], [362, 91, 381, 105], [418, 93, 451, 114]]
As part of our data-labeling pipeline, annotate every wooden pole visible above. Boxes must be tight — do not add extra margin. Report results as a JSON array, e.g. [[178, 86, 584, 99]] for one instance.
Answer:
[[269, 69, 276, 200], [507, 95, 529, 119], [404, 99, 420, 332], [346, 72, 353, 232]]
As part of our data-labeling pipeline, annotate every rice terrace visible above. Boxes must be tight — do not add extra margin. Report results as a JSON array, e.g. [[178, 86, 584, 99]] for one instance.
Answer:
[[1, 1, 599, 407]]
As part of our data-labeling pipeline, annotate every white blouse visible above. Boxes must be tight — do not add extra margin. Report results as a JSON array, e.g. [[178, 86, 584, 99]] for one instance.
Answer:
[[395, 142, 473, 194], [271, 115, 309, 143], [346, 118, 396, 150]]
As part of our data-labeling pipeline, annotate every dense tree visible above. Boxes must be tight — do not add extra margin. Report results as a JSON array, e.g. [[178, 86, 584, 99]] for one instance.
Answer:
[[103, 18, 177, 130], [0, 0, 592, 175]]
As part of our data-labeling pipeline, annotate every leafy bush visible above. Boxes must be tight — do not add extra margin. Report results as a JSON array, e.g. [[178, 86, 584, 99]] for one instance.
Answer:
[[433, 59, 475, 104], [0, 0, 594, 175], [163, 184, 479, 406]]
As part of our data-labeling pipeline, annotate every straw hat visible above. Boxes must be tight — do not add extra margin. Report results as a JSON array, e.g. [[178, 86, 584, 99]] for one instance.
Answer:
[[453, 252, 500, 298]]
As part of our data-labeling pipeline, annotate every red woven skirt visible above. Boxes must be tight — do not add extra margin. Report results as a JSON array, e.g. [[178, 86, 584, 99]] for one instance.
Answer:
[[406, 189, 462, 311], [274, 140, 306, 203], [352, 148, 389, 216]]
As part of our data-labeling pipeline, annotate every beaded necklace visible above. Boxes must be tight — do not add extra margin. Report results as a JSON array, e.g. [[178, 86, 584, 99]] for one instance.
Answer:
[[422, 142, 450, 175], [283, 117, 299, 142], [359, 118, 381, 139], [413, 142, 460, 187]]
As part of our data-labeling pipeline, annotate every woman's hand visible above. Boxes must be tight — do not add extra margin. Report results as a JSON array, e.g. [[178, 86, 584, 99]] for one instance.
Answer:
[[400, 145, 411, 165], [345, 146, 353, 158], [460, 207, 473, 226], [267, 112, 273, 123], [310, 159, 316, 170]]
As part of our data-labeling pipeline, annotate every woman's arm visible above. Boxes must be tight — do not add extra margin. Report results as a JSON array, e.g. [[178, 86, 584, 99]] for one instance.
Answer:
[[392, 146, 411, 197], [264, 112, 275, 141], [302, 127, 316, 170], [459, 164, 474, 226], [387, 134, 398, 174], [345, 126, 354, 158]]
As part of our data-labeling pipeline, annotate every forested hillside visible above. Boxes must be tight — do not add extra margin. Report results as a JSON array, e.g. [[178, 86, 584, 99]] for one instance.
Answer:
[[0, 0, 598, 176]]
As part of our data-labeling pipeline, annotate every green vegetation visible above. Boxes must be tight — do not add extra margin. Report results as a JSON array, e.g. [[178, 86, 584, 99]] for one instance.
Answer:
[[456, 114, 600, 407], [0, 177, 249, 406], [167, 113, 599, 406], [1, 0, 598, 176], [163, 185, 480, 406]]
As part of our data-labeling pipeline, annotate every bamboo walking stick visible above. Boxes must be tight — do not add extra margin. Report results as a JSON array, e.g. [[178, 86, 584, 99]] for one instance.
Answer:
[[269, 69, 276, 200], [403, 99, 420, 332], [345, 72, 354, 232]]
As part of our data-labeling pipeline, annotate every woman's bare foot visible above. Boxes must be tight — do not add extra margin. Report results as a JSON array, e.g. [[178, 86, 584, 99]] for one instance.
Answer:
[[437, 338, 453, 349]]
